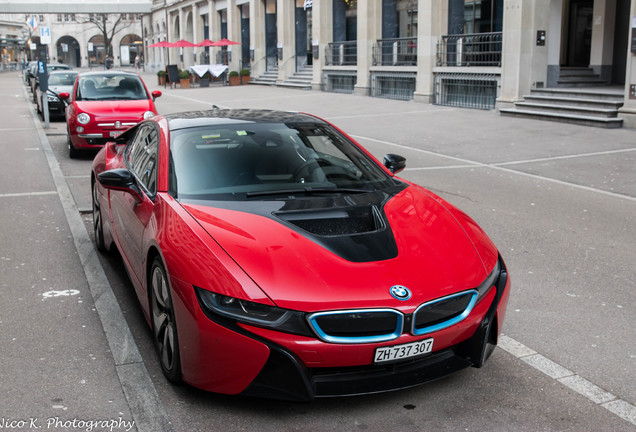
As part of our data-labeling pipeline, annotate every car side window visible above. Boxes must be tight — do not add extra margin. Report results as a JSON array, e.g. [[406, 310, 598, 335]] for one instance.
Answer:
[[127, 125, 159, 196]]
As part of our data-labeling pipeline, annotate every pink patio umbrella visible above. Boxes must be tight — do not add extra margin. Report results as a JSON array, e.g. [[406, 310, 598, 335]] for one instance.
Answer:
[[147, 41, 171, 48], [168, 39, 196, 48], [195, 39, 217, 47], [213, 38, 241, 46]]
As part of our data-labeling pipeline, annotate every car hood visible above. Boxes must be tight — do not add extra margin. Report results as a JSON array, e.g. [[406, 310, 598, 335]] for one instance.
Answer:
[[48, 84, 74, 95], [74, 100, 155, 118], [181, 186, 492, 312]]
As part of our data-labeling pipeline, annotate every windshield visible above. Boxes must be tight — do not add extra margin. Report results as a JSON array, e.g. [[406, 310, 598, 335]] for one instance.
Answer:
[[75, 74, 148, 101], [49, 72, 77, 86], [170, 122, 398, 200]]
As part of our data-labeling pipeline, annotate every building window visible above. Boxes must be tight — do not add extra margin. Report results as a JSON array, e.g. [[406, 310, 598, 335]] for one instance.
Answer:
[[449, 0, 503, 34], [57, 14, 63, 22]]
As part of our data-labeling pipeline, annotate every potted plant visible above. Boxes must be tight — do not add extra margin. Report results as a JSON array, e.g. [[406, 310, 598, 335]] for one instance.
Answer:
[[157, 70, 166, 86], [199, 71, 210, 87], [228, 70, 240, 86], [239, 68, 251, 85], [178, 70, 191, 88]]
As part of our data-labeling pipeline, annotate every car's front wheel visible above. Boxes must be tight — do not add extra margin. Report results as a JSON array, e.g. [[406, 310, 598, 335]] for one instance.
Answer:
[[92, 181, 107, 252], [150, 257, 183, 384], [68, 132, 79, 159]]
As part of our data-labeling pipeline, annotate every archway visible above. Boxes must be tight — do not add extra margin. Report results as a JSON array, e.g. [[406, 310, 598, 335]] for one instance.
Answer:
[[120, 33, 142, 66], [88, 34, 105, 65], [56, 35, 80, 67]]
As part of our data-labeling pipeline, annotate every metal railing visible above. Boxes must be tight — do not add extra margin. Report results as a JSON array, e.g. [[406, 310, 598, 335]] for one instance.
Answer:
[[324, 72, 357, 94], [433, 73, 499, 110], [371, 72, 416, 101], [325, 41, 358, 66], [373, 37, 417, 66], [437, 32, 502, 67]]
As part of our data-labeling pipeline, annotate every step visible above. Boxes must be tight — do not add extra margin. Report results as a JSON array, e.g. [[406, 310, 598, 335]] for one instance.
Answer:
[[277, 82, 312, 90], [530, 88, 624, 101], [499, 108, 623, 128], [559, 68, 597, 77], [513, 102, 618, 118], [523, 95, 623, 110]]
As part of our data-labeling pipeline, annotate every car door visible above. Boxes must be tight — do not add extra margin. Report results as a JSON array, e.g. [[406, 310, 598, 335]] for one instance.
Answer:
[[110, 123, 159, 289]]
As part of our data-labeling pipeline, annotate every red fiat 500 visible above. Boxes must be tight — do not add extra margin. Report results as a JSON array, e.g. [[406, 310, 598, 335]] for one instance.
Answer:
[[91, 109, 511, 401], [61, 71, 161, 158]]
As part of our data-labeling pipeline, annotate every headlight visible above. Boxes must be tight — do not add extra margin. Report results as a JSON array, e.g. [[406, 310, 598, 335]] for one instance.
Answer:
[[47, 93, 59, 102], [143, 111, 155, 120], [195, 287, 312, 336], [77, 113, 90, 124], [476, 259, 501, 302]]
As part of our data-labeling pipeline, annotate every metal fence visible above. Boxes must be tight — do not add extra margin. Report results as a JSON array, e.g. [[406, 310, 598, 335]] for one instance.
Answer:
[[325, 41, 358, 66], [437, 32, 502, 67], [370, 72, 416, 101], [323, 72, 356, 94], [373, 37, 417, 66], [433, 73, 499, 110]]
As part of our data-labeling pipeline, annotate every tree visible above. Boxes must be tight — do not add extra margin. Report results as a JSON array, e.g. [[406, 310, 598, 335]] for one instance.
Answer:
[[77, 13, 134, 59]]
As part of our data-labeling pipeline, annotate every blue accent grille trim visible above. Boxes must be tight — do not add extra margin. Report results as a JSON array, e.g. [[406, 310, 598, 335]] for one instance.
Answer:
[[411, 290, 478, 336], [307, 309, 404, 344]]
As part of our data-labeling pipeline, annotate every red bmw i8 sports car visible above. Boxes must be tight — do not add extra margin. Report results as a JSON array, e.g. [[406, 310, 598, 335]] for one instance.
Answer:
[[60, 71, 161, 158], [91, 109, 511, 401]]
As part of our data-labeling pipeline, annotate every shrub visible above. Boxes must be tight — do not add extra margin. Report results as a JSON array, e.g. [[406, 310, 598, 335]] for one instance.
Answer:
[[239, 68, 250, 76], [178, 69, 190, 79], [229, 70, 239, 77], [157, 70, 166, 77]]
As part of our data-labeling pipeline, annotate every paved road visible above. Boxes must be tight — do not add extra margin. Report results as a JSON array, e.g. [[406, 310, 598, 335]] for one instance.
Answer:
[[2, 68, 635, 431]]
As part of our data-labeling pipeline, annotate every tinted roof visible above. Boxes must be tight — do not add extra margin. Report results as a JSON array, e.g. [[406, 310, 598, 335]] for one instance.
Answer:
[[165, 109, 322, 131]]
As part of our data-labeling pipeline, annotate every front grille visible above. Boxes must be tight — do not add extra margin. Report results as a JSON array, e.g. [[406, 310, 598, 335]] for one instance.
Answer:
[[308, 309, 403, 343], [307, 290, 479, 344], [412, 290, 477, 335]]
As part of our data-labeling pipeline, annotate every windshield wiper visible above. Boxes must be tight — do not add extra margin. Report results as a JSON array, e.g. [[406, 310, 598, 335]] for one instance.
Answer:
[[246, 186, 371, 198]]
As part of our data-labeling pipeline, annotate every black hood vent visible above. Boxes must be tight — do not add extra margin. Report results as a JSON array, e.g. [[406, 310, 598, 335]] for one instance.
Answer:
[[277, 206, 382, 236]]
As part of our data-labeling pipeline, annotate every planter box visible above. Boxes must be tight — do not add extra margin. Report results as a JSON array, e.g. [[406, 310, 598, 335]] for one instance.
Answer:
[[180, 78, 190, 89], [229, 76, 240, 86], [199, 78, 210, 87], [158, 76, 166, 86], [241, 75, 250, 85]]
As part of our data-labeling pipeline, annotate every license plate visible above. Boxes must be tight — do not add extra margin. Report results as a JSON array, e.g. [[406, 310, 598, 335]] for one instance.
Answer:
[[374, 338, 433, 364], [109, 131, 123, 137]]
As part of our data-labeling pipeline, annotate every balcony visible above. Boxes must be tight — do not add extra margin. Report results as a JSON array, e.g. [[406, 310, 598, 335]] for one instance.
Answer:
[[436, 32, 502, 67], [373, 37, 417, 66], [325, 41, 357, 66]]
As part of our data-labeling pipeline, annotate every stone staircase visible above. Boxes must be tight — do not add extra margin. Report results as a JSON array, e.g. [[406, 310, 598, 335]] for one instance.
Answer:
[[556, 67, 609, 87], [249, 68, 278, 86], [249, 67, 313, 90], [499, 88, 624, 128], [278, 67, 313, 90]]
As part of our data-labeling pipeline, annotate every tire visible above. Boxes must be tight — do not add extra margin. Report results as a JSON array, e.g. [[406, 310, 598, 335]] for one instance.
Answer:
[[150, 257, 183, 384], [68, 132, 80, 159], [92, 181, 107, 253]]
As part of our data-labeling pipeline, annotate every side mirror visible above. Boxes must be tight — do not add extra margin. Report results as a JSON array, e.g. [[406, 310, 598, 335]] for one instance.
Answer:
[[383, 154, 406, 174], [97, 169, 143, 202], [151, 90, 162, 101], [58, 92, 70, 100]]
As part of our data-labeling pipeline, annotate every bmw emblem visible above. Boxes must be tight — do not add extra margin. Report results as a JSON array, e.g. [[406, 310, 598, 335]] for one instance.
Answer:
[[390, 285, 411, 301], [115, 121, 121, 128]]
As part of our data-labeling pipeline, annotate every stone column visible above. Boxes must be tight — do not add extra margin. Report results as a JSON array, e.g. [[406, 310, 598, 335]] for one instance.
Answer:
[[251, 0, 267, 77], [496, 0, 549, 109], [413, 0, 445, 104], [312, 0, 331, 90], [354, 0, 382, 97], [227, 0, 241, 71], [618, 0, 636, 128], [192, 3, 199, 65], [277, 0, 295, 81]]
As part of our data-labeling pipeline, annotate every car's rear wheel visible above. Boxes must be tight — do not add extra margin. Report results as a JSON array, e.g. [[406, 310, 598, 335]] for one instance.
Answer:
[[92, 181, 107, 252], [68, 132, 79, 159], [150, 257, 183, 384]]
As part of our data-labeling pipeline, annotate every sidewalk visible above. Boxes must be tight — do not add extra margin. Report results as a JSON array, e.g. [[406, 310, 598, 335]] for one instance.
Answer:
[[0, 71, 169, 431]]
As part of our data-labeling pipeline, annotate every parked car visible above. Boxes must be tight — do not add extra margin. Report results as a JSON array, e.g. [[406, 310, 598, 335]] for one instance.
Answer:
[[60, 70, 161, 158], [23, 60, 37, 85], [36, 70, 78, 120], [31, 63, 72, 103], [91, 108, 511, 401]]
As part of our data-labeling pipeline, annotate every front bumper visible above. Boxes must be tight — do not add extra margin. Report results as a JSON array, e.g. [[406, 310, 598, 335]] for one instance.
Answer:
[[171, 258, 510, 401]]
